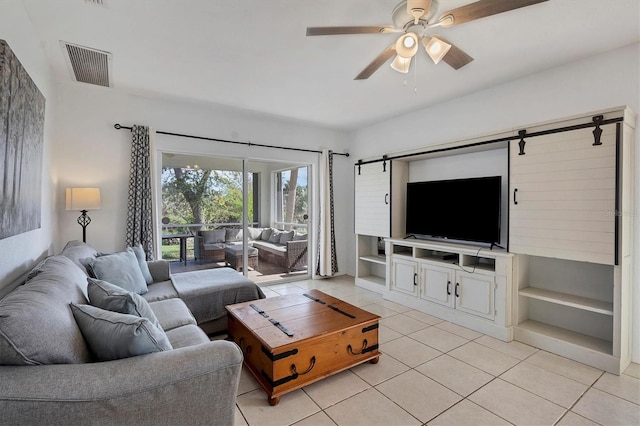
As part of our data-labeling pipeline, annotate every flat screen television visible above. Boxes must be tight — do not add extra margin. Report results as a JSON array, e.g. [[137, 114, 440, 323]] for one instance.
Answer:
[[405, 176, 501, 245]]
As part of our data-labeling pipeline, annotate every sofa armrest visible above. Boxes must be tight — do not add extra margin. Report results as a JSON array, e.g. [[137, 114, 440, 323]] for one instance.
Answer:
[[147, 259, 170, 282], [0, 340, 243, 426]]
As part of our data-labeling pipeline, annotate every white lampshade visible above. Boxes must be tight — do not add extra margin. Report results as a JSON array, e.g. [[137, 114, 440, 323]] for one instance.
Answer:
[[423, 36, 452, 64], [390, 55, 412, 73], [66, 188, 102, 211]]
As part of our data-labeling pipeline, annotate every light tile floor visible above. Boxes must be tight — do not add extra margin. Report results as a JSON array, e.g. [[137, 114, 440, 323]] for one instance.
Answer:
[[234, 276, 640, 426]]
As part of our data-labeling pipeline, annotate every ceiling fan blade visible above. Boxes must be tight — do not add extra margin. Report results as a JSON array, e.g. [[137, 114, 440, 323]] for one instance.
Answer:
[[439, 0, 548, 27], [436, 36, 474, 70], [306, 26, 397, 36], [354, 44, 396, 80]]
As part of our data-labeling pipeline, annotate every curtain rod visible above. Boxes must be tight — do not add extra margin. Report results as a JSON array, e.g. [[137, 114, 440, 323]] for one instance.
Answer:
[[356, 115, 624, 166], [114, 124, 349, 157]]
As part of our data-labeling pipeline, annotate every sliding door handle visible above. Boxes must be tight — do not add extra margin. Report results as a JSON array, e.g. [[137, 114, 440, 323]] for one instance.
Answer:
[[384, 193, 389, 205], [513, 188, 518, 205]]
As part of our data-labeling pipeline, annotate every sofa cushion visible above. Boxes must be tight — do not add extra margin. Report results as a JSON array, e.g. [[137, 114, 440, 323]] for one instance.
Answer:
[[269, 230, 283, 243], [164, 324, 210, 349], [202, 229, 225, 244], [225, 228, 242, 242], [293, 233, 307, 241], [252, 241, 287, 256], [60, 240, 98, 276], [0, 255, 91, 365], [87, 278, 162, 330], [143, 280, 179, 302], [148, 298, 197, 331], [203, 243, 225, 251], [88, 251, 148, 294], [248, 227, 263, 240], [70, 303, 172, 361], [279, 230, 295, 244], [260, 228, 273, 241], [127, 244, 153, 285]]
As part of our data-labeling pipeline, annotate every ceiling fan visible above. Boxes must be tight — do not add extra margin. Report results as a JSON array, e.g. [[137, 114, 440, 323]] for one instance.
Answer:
[[306, 0, 548, 80]]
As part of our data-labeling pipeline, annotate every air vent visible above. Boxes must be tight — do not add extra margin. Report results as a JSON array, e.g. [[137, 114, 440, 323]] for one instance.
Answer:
[[60, 41, 112, 87]]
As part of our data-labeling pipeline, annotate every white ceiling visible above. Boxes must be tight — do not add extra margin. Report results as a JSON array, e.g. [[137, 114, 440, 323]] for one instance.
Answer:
[[21, 0, 640, 130]]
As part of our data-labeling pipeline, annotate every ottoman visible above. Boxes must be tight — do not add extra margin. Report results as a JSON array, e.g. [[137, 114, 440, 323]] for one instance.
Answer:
[[225, 245, 258, 271]]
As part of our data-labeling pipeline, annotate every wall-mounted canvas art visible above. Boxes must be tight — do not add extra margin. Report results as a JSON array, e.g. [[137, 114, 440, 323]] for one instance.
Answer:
[[0, 40, 46, 240]]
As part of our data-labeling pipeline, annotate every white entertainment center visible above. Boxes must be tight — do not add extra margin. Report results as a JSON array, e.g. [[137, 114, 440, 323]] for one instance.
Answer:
[[354, 106, 636, 374]]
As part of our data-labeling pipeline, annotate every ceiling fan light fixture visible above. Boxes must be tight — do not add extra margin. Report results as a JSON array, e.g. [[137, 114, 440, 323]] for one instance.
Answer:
[[395, 32, 419, 58], [390, 55, 412, 73], [423, 35, 452, 64]]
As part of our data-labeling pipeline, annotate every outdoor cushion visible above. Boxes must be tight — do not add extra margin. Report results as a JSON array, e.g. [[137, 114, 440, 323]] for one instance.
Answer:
[[203, 243, 225, 250], [70, 303, 172, 361], [127, 244, 153, 284], [269, 230, 283, 243], [225, 228, 242, 242], [279, 230, 295, 244], [202, 229, 225, 244], [247, 227, 263, 240], [87, 278, 162, 330], [87, 251, 148, 295], [260, 228, 273, 241], [293, 233, 307, 241]]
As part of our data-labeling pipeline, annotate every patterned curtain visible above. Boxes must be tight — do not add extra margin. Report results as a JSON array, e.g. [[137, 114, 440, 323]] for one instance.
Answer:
[[125, 125, 154, 260], [316, 149, 338, 276]]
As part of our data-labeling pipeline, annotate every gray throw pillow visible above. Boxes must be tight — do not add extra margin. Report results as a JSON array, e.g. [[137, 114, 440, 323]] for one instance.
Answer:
[[269, 230, 283, 243], [202, 229, 225, 244], [225, 228, 241, 242], [87, 251, 148, 294], [87, 278, 162, 330], [70, 303, 172, 361], [293, 233, 307, 241], [260, 228, 273, 241], [279, 230, 295, 244], [248, 227, 263, 240], [127, 244, 153, 284]]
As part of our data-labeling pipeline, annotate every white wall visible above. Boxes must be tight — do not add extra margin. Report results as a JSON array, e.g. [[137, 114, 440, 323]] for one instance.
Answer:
[[52, 83, 351, 275], [348, 43, 640, 362], [0, 0, 57, 292]]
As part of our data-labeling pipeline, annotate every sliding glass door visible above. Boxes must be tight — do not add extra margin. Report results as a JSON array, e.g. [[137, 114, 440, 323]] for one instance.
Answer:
[[160, 153, 310, 284]]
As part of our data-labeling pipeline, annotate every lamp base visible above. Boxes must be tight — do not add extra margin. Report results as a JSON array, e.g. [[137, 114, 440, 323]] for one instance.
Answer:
[[77, 210, 91, 243]]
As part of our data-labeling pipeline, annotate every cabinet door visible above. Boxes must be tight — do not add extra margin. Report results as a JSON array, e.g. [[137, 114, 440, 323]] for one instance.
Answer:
[[454, 271, 495, 320], [509, 126, 617, 265], [391, 258, 418, 296], [419, 263, 454, 308], [354, 162, 390, 237]]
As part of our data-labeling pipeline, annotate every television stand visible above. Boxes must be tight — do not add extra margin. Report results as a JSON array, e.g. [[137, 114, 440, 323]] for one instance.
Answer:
[[384, 238, 513, 341]]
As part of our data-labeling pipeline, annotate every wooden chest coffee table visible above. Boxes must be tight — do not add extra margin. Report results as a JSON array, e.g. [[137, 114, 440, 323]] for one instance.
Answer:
[[226, 290, 380, 405]]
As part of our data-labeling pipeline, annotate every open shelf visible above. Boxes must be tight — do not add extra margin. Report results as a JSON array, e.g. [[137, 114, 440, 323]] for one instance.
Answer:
[[359, 254, 386, 265], [520, 287, 613, 316], [517, 320, 612, 355], [357, 275, 385, 287]]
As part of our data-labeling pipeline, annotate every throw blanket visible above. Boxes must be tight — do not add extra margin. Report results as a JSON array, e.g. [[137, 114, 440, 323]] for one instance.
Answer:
[[170, 268, 265, 324]]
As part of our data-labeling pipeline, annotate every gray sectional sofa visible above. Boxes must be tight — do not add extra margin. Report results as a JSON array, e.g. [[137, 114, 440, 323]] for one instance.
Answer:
[[0, 240, 265, 425]]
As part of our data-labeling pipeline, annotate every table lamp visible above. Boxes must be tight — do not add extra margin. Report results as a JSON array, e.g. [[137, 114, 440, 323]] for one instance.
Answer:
[[66, 188, 101, 243]]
